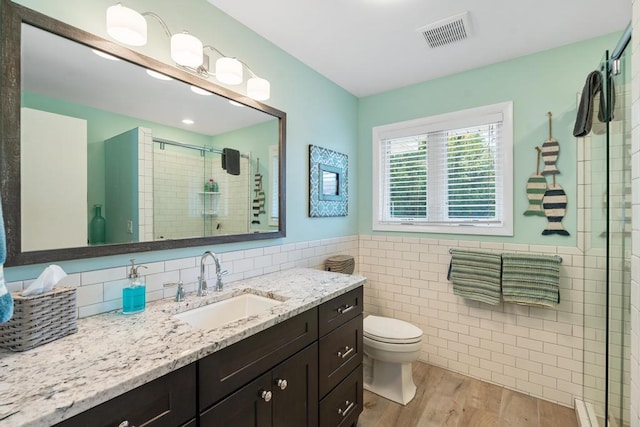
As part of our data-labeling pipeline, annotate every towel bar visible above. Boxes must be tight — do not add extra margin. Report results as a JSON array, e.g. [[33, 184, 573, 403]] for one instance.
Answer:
[[448, 248, 562, 263]]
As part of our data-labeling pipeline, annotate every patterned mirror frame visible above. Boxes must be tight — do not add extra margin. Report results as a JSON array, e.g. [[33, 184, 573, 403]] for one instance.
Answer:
[[309, 145, 348, 217]]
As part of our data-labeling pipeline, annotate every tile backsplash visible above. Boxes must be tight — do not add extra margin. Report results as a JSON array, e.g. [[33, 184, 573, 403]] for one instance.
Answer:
[[5, 236, 358, 319]]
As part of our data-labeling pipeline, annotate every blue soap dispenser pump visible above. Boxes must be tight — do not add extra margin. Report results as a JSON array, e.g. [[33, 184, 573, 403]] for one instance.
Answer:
[[122, 259, 147, 314]]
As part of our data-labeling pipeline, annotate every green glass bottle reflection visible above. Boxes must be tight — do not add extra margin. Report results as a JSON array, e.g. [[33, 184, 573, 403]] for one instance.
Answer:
[[89, 204, 106, 245]]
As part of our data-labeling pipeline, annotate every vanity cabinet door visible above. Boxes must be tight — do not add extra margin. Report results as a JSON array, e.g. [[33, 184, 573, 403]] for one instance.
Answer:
[[272, 343, 318, 427], [55, 363, 196, 427], [200, 372, 272, 427]]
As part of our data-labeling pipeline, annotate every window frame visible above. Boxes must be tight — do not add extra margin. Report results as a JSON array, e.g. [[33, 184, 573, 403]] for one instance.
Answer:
[[372, 101, 513, 236]]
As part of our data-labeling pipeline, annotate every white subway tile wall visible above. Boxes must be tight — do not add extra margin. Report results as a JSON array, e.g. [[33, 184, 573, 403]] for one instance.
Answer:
[[631, 1, 640, 424], [359, 236, 584, 408], [152, 147, 250, 240]]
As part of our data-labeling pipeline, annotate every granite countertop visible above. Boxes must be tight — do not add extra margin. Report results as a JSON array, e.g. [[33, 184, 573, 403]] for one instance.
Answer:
[[0, 268, 366, 427]]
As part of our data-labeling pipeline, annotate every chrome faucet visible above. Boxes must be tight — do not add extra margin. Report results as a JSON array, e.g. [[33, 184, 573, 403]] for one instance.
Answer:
[[198, 251, 226, 295]]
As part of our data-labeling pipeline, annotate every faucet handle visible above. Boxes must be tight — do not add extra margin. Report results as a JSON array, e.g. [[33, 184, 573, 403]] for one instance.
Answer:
[[217, 269, 229, 278], [163, 281, 186, 302]]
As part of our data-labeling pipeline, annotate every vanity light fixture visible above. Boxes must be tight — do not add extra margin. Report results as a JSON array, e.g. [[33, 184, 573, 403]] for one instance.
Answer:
[[247, 76, 270, 101], [215, 57, 243, 85], [106, 3, 147, 46], [171, 31, 203, 68], [182, 119, 195, 125], [106, 3, 271, 100]]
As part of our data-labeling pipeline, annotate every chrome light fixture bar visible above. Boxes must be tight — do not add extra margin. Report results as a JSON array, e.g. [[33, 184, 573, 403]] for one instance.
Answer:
[[106, 3, 270, 100]]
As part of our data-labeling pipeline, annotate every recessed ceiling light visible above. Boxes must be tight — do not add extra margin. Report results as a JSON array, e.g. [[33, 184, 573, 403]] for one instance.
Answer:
[[146, 69, 172, 80], [182, 119, 194, 125], [91, 49, 119, 61], [190, 86, 212, 96]]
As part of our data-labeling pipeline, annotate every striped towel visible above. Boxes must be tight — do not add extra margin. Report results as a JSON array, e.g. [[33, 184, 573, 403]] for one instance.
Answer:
[[448, 249, 502, 305], [501, 253, 560, 308]]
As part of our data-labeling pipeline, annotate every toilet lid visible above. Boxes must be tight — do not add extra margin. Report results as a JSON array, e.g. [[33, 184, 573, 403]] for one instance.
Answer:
[[364, 315, 423, 344]]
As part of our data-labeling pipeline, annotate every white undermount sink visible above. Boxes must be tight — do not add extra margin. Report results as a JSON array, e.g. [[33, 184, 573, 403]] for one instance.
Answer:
[[174, 292, 282, 330]]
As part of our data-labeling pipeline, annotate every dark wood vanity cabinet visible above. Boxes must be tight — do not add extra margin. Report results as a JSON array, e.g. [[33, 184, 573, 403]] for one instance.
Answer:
[[200, 343, 318, 427], [55, 363, 196, 427], [54, 286, 364, 427], [199, 309, 319, 427], [318, 287, 364, 427], [199, 286, 364, 427]]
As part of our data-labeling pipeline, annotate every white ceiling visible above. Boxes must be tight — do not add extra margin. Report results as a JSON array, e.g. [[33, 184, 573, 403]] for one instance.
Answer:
[[207, 0, 631, 97]]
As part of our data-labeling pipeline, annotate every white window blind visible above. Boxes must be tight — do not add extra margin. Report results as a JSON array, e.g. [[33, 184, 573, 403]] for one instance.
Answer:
[[373, 102, 513, 236]]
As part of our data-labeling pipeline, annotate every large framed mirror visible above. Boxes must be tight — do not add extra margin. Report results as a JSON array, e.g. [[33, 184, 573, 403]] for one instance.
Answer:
[[0, 0, 286, 266]]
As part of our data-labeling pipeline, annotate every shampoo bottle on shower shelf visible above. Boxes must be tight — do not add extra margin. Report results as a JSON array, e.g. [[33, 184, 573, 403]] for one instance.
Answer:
[[211, 179, 219, 192], [122, 259, 147, 314]]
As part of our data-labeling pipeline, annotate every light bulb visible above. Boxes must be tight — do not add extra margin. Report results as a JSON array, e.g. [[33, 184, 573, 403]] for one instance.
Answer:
[[106, 3, 147, 46], [216, 57, 243, 85], [171, 32, 203, 68], [247, 77, 270, 101]]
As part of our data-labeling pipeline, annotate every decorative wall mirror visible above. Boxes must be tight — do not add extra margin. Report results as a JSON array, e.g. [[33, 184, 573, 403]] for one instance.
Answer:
[[0, 0, 287, 266]]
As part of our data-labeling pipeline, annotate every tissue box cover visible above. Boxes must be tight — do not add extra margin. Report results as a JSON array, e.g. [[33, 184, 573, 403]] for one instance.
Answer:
[[0, 286, 77, 351]]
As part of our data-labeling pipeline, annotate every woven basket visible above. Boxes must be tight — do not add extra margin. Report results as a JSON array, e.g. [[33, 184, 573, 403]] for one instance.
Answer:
[[325, 255, 355, 275], [0, 286, 77, 351]]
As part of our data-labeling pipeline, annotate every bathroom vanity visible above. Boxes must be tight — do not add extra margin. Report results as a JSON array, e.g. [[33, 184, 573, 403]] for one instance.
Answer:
[[0, 268, 364, 427]]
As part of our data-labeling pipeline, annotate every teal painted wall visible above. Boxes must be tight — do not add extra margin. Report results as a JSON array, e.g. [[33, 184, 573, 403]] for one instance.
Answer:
[[357, 33, 621, 246], [8, 0, 358, 279]]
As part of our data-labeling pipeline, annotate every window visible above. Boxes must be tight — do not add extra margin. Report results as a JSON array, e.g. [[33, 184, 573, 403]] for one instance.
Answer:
[[372, 101, 513, 236]]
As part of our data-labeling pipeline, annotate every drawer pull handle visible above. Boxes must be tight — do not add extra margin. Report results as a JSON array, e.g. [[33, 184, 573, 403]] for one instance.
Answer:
[[276, 378, 288, 390], [260, 390, 272, 402], [119, 422, 134, 427], [337, 304, 354, 314], [337, 346, 354, 359], [337, 400, 355, 417]]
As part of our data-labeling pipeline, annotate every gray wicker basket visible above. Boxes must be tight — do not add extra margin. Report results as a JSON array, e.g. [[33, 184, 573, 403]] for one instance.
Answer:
[[0, 286, 77, 351]]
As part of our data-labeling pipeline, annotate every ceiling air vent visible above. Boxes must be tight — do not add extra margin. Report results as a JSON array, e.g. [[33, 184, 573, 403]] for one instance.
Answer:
[[417, 11, 471, 48]]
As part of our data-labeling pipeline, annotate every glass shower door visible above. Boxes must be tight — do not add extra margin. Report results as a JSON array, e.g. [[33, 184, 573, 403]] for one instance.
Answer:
[[605, 46, 631, 427], [581, 45, 631, 427]]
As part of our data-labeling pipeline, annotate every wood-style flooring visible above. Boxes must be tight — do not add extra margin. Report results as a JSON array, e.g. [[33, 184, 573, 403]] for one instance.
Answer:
[[358, 362, 578, 427]]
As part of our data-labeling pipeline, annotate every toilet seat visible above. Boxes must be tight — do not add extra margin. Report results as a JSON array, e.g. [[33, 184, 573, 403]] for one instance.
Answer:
[[364, 315, 423, 344]]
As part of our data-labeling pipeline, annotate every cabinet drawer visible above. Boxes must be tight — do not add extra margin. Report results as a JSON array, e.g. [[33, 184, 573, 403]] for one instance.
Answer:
[[199, 308, 318, 409], [319, 366, 363, 427], [319, 314, 363, 397], [319, 287, 363, 337], [56, 363, 196, 427]]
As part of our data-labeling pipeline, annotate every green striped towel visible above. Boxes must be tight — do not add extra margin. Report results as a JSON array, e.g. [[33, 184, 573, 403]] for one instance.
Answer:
[[448, 249, 502, 305], [501, 253, 560, 308]]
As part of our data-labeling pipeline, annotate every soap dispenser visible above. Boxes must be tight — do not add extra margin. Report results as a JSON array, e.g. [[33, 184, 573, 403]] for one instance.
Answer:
[[122, 259, 147, 314]]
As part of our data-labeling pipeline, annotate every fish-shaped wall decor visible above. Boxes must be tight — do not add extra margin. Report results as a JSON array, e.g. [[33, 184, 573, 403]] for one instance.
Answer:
[[542, 182, 570, 236], [524, 147, 547, 216], [541, 112, 560, 175]]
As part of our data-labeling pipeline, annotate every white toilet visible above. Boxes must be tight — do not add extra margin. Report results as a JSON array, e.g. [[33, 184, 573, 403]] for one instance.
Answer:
[[363, 315, 423, 405]]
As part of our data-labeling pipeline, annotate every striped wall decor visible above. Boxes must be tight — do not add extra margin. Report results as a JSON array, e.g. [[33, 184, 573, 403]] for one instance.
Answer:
[[542, 184, 570, 236], [524, 174, 547, 216]]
